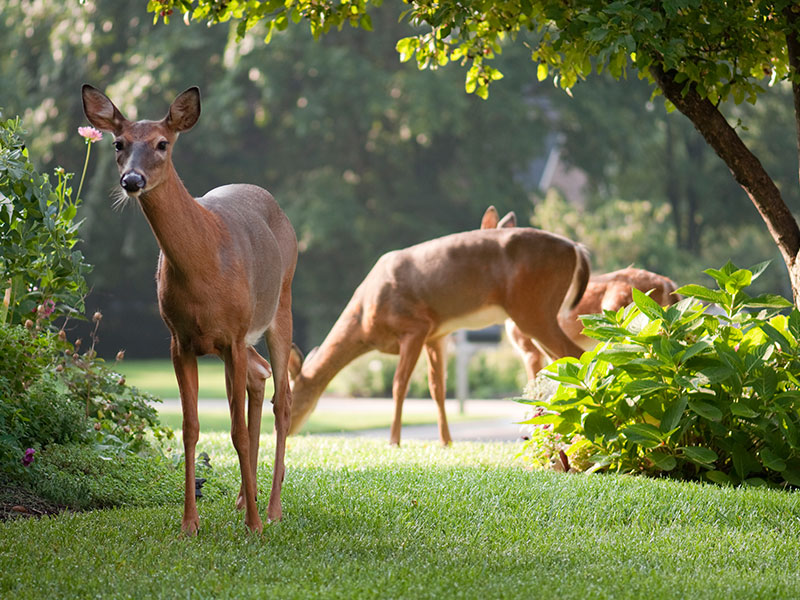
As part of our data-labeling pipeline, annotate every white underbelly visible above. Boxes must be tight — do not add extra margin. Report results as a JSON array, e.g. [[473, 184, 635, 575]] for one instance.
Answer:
[[433, 305, 509, 338]]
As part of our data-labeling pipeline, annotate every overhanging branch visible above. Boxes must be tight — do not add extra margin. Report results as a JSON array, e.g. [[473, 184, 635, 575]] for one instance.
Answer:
[[650, 64, 800, 270]]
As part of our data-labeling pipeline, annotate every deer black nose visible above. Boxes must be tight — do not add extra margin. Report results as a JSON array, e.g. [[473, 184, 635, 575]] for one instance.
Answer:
[[120, 172, 146, 193]]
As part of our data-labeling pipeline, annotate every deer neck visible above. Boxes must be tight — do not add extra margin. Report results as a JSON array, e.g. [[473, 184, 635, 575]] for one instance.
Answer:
[[138, 166, 220, 277], [295, 306, 371, 404]]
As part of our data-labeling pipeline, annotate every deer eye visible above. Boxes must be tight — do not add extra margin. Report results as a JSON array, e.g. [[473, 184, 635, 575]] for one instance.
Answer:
[[156, 140, 168, 151], [113, 140, 124, 151]]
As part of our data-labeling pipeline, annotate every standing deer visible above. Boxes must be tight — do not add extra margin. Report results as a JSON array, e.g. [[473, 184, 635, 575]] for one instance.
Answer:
[[82, 85, 297, 535], [481, 206, 679, 377], [287, 226, 591, 446]]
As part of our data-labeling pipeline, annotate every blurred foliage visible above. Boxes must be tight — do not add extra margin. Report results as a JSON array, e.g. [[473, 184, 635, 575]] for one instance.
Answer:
[[0, 0, 794, 358], [531, 189, 789, 297]]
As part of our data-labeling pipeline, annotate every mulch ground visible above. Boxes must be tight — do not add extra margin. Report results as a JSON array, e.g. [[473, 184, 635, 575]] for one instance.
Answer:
[[0, 485, 68, 522]]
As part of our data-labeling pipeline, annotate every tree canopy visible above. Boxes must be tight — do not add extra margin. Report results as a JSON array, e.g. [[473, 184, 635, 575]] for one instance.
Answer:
[[148, 0, 800, 305]]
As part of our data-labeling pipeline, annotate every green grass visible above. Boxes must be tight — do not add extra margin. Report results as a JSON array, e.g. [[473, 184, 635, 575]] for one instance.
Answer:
[[3, 435, 800, 599], [117, 358, 232, 399]]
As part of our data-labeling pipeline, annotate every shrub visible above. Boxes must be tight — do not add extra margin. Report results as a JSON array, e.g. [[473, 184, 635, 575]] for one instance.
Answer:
[[0, 113, 90, 325], [519, 261, 800, 488]]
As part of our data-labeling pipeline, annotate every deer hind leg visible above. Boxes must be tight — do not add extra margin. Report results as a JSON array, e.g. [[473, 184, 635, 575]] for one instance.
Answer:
[[505, 319, 546, 379], [235, 347, 272, 511], [390, 331, 428, 446], [224, 341, 262, 533], [424, 337, 452, 446], [172, 342, 200, 536], [264, 280, 294, 523]]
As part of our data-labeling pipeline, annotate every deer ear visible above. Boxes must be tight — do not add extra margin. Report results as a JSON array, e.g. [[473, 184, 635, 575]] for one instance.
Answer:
[[480, 206, 499, 230], [81, 84, 127, 134], [288, 343, 305, 380], [166, 86, 201, 132], [497, 211, 517, 228]]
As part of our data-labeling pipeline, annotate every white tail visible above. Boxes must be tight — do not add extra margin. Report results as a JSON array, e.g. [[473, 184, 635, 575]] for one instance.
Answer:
[[482, 206, 679, 377], [82, 85, 297, 536], [287, 218, 590, 445]]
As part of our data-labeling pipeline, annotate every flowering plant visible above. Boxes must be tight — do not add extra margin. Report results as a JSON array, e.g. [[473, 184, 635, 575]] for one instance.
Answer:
[[0, 115, 92, 325]]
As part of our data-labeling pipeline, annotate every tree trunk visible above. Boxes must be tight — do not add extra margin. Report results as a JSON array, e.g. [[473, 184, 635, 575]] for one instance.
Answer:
[[663, 118, 685, 249], [650, 64, 800, 306]]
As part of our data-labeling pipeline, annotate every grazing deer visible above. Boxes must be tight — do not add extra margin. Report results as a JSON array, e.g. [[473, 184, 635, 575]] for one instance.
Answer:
[[287, 226, 591, 446], [481, 206, 679, 377], [82, 85, 297, 536]]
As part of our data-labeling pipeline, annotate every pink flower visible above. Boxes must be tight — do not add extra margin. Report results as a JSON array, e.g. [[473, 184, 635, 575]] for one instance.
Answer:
[[38, 299, 55, 318], [78, 126, 103, 143], [22, 448, 35, 467]]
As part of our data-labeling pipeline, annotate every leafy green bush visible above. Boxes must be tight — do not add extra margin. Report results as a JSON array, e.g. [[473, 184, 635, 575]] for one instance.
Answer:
[[0, 324, 88, 478], [0, 320, 173, 479], [0, 113, 90, 325], [520, 262, 800, 487]]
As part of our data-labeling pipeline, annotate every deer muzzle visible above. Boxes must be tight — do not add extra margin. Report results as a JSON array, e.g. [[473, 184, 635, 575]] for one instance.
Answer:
[[120, 171, 146, 194]]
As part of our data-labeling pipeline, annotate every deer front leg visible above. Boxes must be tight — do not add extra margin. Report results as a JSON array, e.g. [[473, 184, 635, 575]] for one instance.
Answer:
[[224, 342, 262, 533], [172, 342, 200, 536], [235, 347, 271, 511], [390, 333, 427, 446], [424, 337, 452, 446]]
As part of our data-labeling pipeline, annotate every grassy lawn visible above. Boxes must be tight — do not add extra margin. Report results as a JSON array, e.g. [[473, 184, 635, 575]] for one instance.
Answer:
[[2, 435, 800, 599]]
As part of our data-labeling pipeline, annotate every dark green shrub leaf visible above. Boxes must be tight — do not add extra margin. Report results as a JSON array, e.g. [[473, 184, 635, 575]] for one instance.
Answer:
[[729, 402, 758, 419], [760, 447, 787, 472], [646, 451, 676, 471], [661, 396, 688, 432], [621, 423, 663, 447], [681, 446, 718, 465], [705, 470, 731, 485], [583, 412, 617, 442], [623, 379, 669, 396], [688, 399, 723, 421], [760, 322, 793, 352]]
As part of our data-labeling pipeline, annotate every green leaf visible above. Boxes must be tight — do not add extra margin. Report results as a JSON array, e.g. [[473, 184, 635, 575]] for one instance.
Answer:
[[674, 284, 726, 305], [681, 446, 718, 465], [688, 399, 723, 421], [583, 412, 617, 441], [623, 379, 669, 396], [646, 451, 677, 471], [760, 447, 787, 472], [621, 423, 663, 447], [705, 470, 731, 485], [660, 395, 688, 432], [632, 288, 664, 321], [729, 403, 758, 419], [747, 294, 793, 310]]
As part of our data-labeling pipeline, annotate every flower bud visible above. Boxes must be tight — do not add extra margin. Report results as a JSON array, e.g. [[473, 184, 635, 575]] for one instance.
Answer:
[[24, 319, 33, 329], [58, 329, 67, 342], [94, 422, 102, 431], [116, 350, 125, 362], [92, 311, 103, 323]]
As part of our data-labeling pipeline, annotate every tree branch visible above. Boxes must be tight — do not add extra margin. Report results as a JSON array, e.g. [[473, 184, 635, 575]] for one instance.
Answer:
[[650, 64, 800, 272]]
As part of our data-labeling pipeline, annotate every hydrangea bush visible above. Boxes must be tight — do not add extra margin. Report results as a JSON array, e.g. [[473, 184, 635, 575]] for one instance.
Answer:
[[519, 262, 800, 488]]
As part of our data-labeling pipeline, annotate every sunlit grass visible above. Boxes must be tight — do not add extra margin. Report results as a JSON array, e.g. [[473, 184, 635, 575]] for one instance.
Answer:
[[3, 436, 800, 599]]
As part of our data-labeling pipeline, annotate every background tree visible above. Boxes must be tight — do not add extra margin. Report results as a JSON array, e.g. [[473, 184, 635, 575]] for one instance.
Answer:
[[2, 0, 545, 355], [147, 0, 800, 306]]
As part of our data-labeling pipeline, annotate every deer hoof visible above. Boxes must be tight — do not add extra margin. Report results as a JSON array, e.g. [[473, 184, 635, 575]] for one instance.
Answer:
[[181, 517, 200, 537]]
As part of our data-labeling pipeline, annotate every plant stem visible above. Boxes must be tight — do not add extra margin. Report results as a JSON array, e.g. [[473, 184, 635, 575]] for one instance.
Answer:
[[75, 143, 91, 203]]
